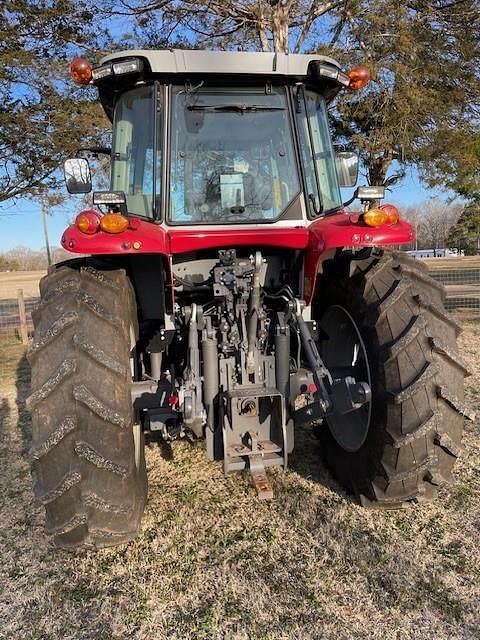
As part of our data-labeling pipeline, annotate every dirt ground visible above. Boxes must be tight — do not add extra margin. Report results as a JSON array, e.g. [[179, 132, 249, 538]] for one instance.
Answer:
[[0, 271, 45, 300], [0, 323, 479, 640]]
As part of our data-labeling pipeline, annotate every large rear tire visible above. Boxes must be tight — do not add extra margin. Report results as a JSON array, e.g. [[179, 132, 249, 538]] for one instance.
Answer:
[[27, 263, 147, 548], [314, 249, 469, 507]]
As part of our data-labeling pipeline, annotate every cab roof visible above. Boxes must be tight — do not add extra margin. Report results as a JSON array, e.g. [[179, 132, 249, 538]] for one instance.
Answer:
[[100, 49, 343, 78], [96, 49, 348, 120]]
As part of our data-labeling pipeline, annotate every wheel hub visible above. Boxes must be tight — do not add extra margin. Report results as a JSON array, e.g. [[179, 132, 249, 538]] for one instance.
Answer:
[[319, 305, 372, 452]]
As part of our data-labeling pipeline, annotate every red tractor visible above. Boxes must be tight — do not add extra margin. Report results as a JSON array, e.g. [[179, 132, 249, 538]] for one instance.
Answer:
[[27, 50, 467, 548]]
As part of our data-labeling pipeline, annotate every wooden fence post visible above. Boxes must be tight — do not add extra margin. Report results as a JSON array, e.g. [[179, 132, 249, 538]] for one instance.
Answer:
[[17, 288, 29, 346]]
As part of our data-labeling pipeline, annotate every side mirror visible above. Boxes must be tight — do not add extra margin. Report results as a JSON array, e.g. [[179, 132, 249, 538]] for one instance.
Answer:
[[64, 158, 92, 194], [335, 151, 359, 188]]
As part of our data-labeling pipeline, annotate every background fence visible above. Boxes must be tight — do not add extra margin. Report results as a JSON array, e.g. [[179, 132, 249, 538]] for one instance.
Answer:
[[424, 257, 480, 315], [0, 257, 479, 348], [0, 291, 37, 346], [0, 270, 45, 347]]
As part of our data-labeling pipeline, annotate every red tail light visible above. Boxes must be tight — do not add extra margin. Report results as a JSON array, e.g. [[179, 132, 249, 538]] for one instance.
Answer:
[[75, 210, 101, 234], [380, 204, 400, 225]]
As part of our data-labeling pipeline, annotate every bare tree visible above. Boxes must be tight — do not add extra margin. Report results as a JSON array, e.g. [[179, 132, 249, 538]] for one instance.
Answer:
[[101, 0, 346, 53], [402, 200, 461, 252], [1, 246, 78, 271]]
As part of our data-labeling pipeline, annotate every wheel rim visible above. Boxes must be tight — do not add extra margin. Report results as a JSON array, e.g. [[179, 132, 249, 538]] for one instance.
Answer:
[[319, 305, 372, 452]]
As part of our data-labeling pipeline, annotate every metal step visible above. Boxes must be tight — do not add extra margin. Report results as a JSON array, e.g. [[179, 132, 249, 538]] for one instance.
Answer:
[[226, 439, 282, 458]]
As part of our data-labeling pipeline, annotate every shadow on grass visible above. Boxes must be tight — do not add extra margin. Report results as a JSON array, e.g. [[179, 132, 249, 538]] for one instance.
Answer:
[[145, 431, 175, 461], [0, 397, 10, 437], [288, 423, 353, 501], [15, 351, 32, 455]]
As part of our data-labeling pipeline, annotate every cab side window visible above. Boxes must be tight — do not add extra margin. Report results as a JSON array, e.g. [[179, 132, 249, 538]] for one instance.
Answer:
[[295, 87, 342, 216]]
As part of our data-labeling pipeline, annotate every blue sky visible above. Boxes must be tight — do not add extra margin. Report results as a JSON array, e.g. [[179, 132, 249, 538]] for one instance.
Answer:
[[0, 10, 457, 252], [0, 166, 452, 252]]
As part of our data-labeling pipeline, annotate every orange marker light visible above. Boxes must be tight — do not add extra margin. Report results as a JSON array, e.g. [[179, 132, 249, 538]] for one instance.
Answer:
[[99, 213, 129, 234], [380, 203, 400, 224], [363, 207, 388, 227], [75, 210, 100, 234], [70, 57, 93, 85], [348, 65, 371, 91]]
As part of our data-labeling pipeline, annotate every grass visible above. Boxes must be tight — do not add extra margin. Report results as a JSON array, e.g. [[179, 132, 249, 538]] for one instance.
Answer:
[[0, 325, 479, 639]]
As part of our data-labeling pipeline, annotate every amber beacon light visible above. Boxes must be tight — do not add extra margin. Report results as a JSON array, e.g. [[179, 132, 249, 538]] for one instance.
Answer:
[[348, 65, 371, 91], [70, 57, 93, 85], [100, 213, 130, 234], [363, 204, 400, 228]]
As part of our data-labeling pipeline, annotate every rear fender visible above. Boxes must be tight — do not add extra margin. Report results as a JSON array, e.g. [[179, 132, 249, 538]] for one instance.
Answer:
[[304, 211, 414, 304]]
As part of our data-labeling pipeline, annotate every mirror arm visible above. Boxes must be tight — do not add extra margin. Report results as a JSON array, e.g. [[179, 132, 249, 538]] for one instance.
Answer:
[[342, 193, 357, 208], [75, 146, 112, 158]]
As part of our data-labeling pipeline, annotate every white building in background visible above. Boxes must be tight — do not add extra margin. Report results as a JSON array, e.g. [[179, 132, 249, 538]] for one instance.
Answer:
[[407, 248, 464, 259]]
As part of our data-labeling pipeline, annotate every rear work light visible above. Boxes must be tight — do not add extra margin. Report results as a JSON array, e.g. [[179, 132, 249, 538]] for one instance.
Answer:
[[92, 64, 113, 82], [99, 213, 129, 234], [113, 58, 144, 75], [92, 58, 144, 83], [75, 210, 101, 234]]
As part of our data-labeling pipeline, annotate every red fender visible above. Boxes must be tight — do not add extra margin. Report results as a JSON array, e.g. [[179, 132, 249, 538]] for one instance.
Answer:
[[61, 209, 414, 306], [303, 211, 414, 303]]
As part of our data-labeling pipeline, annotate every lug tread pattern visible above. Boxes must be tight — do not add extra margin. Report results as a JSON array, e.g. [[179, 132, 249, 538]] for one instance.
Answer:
[[434, 432, 465, 458], [73, 385, 127, 428], [28, 263, 147, 548], [384, 314, 426, 359], [32, 279, 80, 321], [73, 333, 126, 376], [396, 264, 446, 299], [76, 291, 123, 331], [27, 311, 79, 362], [429, 336, 471, 376], [46, 512, 88, 536], [437, 385, 475, 421], [414, 292, 462, 334], [389, 415, 435, 448], [382, 456, 435, 484], [26, 359, 76, 410], [34, 470, 82, 504], [74, 441, 128, 476], [80, 266, 122, 291], [83, 491, 131, 514], [389, 362, 438, 404], [314, 249, 466, 509], [375, 279, 410, 321], [28, 416, 77, 461]]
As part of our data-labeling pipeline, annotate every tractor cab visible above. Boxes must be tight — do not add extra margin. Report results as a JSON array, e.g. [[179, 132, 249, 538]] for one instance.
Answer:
[[66, 50, 362, 226]]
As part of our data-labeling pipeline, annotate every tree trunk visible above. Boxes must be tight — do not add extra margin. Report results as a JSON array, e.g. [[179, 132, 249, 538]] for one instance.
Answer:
[[367, 155, 391, 187], [271, 1, 291, 52], [257, 3, 271, 52]]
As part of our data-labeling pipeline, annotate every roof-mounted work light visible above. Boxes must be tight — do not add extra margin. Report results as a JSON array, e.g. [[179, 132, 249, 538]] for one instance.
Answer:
[[91, 58, 144, 84]]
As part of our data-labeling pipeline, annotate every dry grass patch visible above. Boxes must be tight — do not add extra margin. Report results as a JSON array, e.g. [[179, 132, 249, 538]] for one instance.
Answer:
[[0, 271, 45, 300], [0, 324, 479, 639]]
